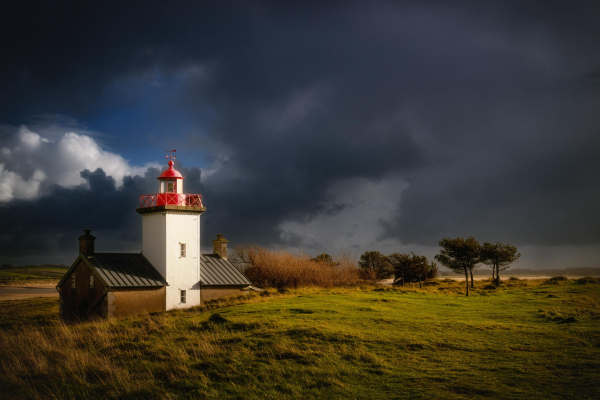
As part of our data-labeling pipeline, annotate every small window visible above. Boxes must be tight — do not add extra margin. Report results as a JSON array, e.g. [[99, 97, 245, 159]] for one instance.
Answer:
[[71, 275, 76, 289], [89, 275, 94, 288], [167, 182, 174, 193], [180, 290, 186, 304], [180, 243, 186, 257]]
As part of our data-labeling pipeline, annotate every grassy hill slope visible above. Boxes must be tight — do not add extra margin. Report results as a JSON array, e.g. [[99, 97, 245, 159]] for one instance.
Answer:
[[1, 279, 599, 399]]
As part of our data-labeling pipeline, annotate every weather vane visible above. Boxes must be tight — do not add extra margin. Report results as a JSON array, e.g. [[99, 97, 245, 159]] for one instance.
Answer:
[[166, 149, 177, 161]]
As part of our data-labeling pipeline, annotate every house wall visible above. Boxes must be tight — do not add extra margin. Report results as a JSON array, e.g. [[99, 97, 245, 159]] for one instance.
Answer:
[[142, 210, 201, 310], [201, 285, 249, 303], [108, 287, 166, 317], [59, 260, 107, 322]]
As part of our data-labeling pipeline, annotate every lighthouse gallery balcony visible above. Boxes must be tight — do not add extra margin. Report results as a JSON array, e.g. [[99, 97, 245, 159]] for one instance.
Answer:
[[139, 193, 203, 208]]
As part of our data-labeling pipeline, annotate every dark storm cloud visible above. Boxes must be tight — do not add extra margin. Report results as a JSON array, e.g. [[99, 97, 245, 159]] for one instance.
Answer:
[[0, 163, 204, 264], [1, 1, 600, 264]]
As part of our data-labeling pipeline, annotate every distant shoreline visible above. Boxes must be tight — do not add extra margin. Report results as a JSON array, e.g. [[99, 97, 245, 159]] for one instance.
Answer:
[[381, 276, 597, 284], [436, 276, 595, 281]]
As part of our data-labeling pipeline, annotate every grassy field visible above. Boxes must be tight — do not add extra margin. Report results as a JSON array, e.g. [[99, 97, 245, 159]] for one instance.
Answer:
[[21, 267, 68, 272], [0, 278, 599, 399], [0, 270, 55, 282]]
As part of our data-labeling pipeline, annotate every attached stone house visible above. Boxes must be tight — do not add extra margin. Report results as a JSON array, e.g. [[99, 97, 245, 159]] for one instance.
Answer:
[[56, 156, 254, 323]]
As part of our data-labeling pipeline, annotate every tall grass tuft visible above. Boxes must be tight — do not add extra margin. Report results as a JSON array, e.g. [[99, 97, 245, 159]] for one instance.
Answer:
[[234, 246, 362, 289]]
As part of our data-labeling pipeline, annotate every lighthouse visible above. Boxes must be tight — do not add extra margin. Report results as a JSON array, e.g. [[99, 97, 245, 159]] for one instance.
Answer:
[[136, 150, 206, 310], [56, 150, 253, 322]]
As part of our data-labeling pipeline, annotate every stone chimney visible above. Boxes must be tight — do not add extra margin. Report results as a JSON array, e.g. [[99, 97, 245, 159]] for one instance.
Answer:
[[212, 234, 228, 259], [78, 230, 96, 257]]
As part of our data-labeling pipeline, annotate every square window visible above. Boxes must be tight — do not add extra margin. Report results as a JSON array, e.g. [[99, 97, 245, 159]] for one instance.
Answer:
[[180, 290, 186, 304], [180, 243, 186, 257], [89, 275, 94, 288], [167, 182, 174, 193], [71, 275, 76, 289]]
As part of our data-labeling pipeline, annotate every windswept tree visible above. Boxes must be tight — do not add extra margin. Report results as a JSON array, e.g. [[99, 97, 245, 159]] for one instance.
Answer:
[[389, 253, 437, 287], [389, 253, 411, 287], [358, 251, 392, 281], [480, 242, 521, 285], [409, 253, 430, 288], [434, 237, 480, 296]]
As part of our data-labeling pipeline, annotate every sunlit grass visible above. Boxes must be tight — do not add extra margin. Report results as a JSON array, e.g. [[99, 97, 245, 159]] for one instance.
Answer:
[[0, 279, 599, 399], [0, 271, 58, 285]]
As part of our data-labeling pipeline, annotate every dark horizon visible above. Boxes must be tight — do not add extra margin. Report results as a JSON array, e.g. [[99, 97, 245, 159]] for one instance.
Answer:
[[1, 1, 599, 268]]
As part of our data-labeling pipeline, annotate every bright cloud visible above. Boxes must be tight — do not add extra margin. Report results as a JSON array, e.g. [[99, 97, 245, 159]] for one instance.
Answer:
[[0, 163, 46, 201], [56, 132, 156, 187], [18, 125, 44, 149], [0, 125, 159, 202]]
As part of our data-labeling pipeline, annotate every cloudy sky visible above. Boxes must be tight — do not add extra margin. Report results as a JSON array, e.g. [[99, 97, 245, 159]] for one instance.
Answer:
[[1, 1, 599, 268]]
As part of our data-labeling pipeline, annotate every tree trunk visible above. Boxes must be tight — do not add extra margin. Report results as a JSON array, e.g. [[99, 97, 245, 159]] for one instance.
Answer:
[[494, 264, 500, 285], [464, 268, 469, 296], [402, 270, 404, 287], [470, 269, 475, 288], [418, 274, 422, 288]]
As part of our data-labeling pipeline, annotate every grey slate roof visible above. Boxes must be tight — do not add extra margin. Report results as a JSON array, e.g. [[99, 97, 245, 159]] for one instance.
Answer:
[[200, 254, 252, 286], [88, 253, 168, 288]]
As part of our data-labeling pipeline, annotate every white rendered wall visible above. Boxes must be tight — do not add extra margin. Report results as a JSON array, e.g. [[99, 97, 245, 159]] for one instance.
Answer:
[[142, 211, 201, 310], [142, 213, 167, 279]]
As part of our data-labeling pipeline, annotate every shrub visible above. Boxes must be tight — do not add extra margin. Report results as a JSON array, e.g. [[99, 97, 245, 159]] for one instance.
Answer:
[[234, 246, 362, 289], [546, 276, 569, 283], [358, 251, 392, 281], [575, 276, 600, 284]]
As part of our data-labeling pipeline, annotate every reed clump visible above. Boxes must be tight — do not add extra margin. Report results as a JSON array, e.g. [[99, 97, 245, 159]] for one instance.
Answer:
[[233, 246, 362, 289]]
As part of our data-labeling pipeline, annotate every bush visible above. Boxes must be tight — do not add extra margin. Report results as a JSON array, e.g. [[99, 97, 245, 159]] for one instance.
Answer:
[[575, 276, 600, 284], [233, 246, 362, 289], [547, 276, 568, 282], [544, 276, 569, 285]]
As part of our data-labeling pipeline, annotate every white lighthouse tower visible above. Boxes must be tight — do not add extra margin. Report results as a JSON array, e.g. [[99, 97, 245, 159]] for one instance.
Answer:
[[136, 150, 206, 310]]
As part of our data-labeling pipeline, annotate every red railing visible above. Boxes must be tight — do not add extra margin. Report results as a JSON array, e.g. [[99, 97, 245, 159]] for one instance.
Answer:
[[139, 193, 203, 208]]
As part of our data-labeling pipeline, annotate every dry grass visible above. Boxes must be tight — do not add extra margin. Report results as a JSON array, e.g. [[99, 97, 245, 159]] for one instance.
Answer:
[[1, 279, 599, 399], [0, 258, 596, 399], [235, 246, 363, 288], [0, 279, 59, 285]]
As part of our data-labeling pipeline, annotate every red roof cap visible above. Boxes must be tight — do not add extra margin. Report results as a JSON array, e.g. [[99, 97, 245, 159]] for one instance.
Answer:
[[157, 160, 185, 180]]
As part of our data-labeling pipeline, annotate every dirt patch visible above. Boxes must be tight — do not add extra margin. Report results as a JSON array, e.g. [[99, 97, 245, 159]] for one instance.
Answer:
[[0, 284, 58, 300]]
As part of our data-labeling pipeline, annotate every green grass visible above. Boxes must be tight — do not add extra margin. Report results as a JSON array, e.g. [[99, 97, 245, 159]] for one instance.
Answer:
[[0, 271, 49, 280], [0, 279, 599, 399], [21, 266, 68, 272]]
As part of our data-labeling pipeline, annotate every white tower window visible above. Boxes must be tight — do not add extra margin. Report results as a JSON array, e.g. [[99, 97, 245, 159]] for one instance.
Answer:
[[180, 243, 186, 257], [180, 290, 186, 304], [89, 275, 94, 288]]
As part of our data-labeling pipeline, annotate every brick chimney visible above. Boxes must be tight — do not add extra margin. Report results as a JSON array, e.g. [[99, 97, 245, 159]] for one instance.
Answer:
[[78, 230, 96, 257], [212, 234, 228, 259]]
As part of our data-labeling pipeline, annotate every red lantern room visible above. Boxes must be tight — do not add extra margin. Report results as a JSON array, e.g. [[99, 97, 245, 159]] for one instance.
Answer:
[[158, 159, 185, 194], [138, 150, 203, 208]]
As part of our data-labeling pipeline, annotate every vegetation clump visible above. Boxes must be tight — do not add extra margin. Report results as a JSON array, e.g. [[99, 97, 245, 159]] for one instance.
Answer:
[[233, 247, 361, 289], [357, 251, 393, 281], [575, 276, 600, 284], [545, 276, 570, 284], [389, 252, 437, 288]]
